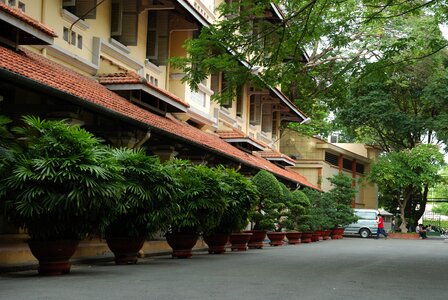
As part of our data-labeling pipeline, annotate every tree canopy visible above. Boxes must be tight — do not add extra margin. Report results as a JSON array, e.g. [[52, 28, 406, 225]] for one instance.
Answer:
[[172, 0, 448, 136]]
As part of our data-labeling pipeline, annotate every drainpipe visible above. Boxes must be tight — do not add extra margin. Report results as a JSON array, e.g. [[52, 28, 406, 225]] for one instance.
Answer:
[[40, 0, 47, 57]]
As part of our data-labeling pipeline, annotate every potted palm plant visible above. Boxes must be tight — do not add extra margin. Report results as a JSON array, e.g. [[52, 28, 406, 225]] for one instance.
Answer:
[[247, 170, 285, 247], [105, 148, 177, 264], [204, 167, 258, 253], [164, 160, 227, 258], [0, 116, 120, 275]]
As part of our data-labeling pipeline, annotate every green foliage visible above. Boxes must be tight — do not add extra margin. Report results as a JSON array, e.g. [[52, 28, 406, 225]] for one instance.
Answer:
[[250, 170, 283, 231], [337, 50, 448, 152], [105, 148, 177, 238], [174, 0, 447, 137], [210, 167, 259, 234], [368, 144, 445, 230], [282, 189, 311, 231], [164, 160, 228, 235], [324, 174, 358, 227], [1, 116, 121, 241], [432, 203, 448, 216], [302, 188, 332, 231]]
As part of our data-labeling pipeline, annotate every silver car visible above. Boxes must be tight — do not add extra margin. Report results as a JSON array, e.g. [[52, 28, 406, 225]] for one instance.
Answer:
[[343, 209, 378, 238]]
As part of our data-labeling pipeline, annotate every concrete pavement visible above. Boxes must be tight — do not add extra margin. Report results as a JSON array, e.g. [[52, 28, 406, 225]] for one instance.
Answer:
[[1, 237, 448, 300]]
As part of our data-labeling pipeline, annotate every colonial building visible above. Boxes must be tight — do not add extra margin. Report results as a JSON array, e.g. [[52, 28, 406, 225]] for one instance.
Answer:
[[0, 1, 318, 265], [280, 129, 380, 209]]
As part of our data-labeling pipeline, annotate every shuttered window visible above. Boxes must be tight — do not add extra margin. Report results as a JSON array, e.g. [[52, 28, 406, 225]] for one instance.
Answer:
[[111, 0, 138, 46], [146, 11, 169, 65], [325, 152, 338, 166], [343, 158, 352, 171], [63, 0, 97, 19]]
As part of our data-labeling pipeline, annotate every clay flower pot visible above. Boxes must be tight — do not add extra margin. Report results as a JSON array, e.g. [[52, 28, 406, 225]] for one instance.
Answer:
[[166, 233, 199, 258], [229, 232, 252, 251], [106, 237, 146, 264], [322, 230, 332, 240], [286, 232, 302, 244], [267, 232, 285, 246], [301, 232, 313, 243], [243, 230, 266, 249], [203, 233, 230, 254], [331, 228, 345, 239], [28, 240, 80, 275], [311, 231, 320, 242]]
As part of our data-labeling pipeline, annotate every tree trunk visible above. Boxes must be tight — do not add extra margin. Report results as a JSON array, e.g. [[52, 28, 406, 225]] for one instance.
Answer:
[[414, 185, 428, 225], [399, 189, 412, 233]]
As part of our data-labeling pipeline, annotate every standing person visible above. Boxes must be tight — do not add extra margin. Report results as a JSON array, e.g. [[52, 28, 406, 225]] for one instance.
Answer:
[[376, 213, 388, 239]]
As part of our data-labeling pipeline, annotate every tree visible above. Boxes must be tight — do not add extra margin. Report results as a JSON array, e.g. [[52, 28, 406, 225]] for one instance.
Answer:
[[250, 170, 284, 231], [324, 174, 358, 228], [337, 49, 448, 152], [171, 1, 447, 136], [368, 144, 445, 232]]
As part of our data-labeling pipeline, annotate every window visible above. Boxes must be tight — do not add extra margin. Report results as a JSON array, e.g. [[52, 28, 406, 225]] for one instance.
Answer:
[[325, 152, 338, 166], [191, 90, 206, 107], [249, 95, 261, 125], [77, 34, 83, 49], [355, 211, 377, 220], [146, 10, 169, 65], [63, 0, 97, 19], [343, 158, 352, 171], [111, 0, 138, 46], [63, 27, 69, 42], [8, 0, 16, 6], [18, 1, 25, 12], [70, 31, 76, 45], [272, 111, 278, 138], [236, 87, 243, 117], [356, 163, 365, 174]]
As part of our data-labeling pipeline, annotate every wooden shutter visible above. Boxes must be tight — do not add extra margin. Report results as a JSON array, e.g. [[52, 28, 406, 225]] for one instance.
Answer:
[[146, 11, 157, 59], [119, 0, 139, 46], [156, 11, 169, 65], [63, 0, 76, 6], [76, 0, 96, 19], [111, 0, 122, 36]]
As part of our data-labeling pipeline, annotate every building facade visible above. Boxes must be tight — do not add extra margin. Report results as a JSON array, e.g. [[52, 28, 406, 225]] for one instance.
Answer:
[[280, 129, 380, 209], [0, 1, 320, 265]]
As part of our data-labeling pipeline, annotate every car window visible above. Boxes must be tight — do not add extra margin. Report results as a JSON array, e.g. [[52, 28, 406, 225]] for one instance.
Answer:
[[355, 211, 377, 220]]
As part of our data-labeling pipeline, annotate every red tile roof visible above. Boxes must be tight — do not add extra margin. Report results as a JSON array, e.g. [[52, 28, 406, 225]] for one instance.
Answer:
[[97, 71, 189, 108], [258, 151, 297, 164], [216, 128, 270, 150], [0, 3, 57, 38], [0, 46, 318, 190]]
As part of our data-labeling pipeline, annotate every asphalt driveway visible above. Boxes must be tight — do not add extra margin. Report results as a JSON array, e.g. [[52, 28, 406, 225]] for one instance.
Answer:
[[1, 237, 447, 300]]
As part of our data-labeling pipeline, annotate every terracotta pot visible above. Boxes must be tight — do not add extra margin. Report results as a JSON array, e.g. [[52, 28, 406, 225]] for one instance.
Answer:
[[229, 232, 252, 251], [311, 231, 320, 242], [203, 233, 230, 254], [166, 233, 199, 258], [331, 228, 344, 239], [301, 232, 313, 243], [322, 230, 332, 240], [243, 230, 266, 249], [267, 232, 285, 246], [286, 232, 302, 244], [28, 240, 79, 275], [106, 237, 146, 264]]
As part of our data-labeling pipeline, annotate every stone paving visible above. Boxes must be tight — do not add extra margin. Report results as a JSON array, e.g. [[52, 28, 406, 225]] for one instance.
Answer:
[[1, 237, 447, 300]]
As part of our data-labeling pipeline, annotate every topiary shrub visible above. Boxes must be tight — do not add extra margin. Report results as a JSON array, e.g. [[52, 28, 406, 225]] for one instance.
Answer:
[[250, 170, 283, 231]]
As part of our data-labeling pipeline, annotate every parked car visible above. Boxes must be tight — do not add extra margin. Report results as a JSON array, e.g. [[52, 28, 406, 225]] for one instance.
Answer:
[[343, 209, 378, 238]]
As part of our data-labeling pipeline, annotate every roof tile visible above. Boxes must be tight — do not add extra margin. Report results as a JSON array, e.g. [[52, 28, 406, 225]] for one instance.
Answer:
[[0, 3, 57, 37], [0, 46, 318, 190]]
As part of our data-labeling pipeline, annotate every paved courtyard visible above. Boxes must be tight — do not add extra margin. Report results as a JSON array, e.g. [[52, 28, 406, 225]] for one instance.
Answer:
[[1, 237, 448, 300]]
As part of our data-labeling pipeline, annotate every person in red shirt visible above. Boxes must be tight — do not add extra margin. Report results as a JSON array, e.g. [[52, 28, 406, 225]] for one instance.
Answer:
[[376, 213, 388, 239]]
